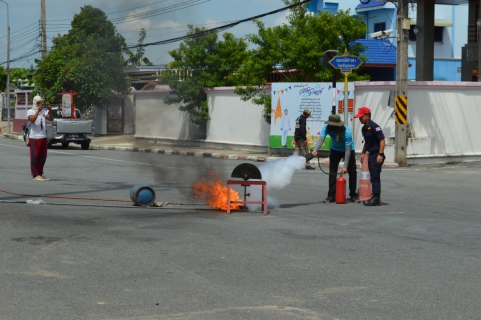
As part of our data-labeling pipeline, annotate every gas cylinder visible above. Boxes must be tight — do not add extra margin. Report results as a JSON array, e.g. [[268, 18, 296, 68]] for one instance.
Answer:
[[358, 153, 372, 201], [335, 174, 346, 204]]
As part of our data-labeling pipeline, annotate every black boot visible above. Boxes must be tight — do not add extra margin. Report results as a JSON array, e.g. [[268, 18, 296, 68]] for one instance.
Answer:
[[363, 195, 381, 206]]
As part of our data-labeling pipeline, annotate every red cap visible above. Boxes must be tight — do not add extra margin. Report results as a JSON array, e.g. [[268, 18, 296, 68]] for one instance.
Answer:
[[354, 106, 371, 118]]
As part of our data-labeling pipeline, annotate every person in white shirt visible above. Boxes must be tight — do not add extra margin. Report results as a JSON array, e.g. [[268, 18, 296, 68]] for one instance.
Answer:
[[280, 109, 290, 148], [27, 95, 53, 181]]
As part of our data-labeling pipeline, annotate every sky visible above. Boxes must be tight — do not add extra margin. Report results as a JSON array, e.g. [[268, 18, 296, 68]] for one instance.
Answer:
[[0, 0, 302, 69]]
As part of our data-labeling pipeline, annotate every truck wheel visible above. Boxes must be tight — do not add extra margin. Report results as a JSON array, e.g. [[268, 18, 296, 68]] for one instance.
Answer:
[[61, 142, 70, 148], [81, 141, 90, 150]]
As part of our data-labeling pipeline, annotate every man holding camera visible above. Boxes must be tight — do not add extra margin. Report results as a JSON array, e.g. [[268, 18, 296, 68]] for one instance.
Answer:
[[27, 96, 53, 181]]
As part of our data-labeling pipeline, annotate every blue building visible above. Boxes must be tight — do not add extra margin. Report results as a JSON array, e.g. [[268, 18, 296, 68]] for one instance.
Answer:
[[308, 0, 469, 82]]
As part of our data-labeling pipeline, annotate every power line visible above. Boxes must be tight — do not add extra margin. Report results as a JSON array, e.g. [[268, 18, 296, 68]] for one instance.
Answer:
[[126, 0, 311, 49], [109, 0, 211, 24], [3, 0, 311, 66]]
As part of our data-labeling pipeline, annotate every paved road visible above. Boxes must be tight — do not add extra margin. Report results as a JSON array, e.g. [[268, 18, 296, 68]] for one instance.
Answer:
[[1, 137, 480, 320]]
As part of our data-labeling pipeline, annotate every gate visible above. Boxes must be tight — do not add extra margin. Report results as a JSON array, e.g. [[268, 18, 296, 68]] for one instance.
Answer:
[[107, 94, 123, 134]]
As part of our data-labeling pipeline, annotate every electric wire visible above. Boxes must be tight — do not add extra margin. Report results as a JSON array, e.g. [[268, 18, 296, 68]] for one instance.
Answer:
[[2, 0, 310, 66], [126, 0, 312, 49], [0, 188, 132, 203], [0, 188, 184, 207], [108, 0, 211, 24], [0, 25, 39, 50]]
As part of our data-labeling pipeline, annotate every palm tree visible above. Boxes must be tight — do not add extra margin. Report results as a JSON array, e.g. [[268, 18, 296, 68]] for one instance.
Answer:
[[123, 28, 153, 67]]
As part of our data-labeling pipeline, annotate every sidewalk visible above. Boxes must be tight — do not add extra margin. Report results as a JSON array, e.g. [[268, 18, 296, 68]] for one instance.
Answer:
[[0, 120, 398, 168]]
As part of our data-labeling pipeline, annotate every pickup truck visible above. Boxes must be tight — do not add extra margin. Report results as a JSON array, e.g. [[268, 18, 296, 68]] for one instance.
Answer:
[[22, 106, 94, 150]]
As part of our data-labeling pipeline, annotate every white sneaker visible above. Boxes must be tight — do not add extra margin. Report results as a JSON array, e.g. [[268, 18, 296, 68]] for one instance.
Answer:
[[33, 176, 45, 181], [40, 176, 50, 181]]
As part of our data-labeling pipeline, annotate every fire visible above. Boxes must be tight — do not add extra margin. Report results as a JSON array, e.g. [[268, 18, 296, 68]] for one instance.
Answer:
[[192, 177, 241, 211]]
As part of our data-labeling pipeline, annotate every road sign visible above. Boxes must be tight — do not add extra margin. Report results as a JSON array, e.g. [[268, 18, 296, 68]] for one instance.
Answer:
[[329, 55, 363, 73]]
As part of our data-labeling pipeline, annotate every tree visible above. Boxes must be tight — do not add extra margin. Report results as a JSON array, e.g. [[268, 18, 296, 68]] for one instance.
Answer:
[[233, 1, 369, 123], [0, 67, 31, 91], [123, 28, 153, 67], [158, 25, 248, 132], [0, 66, 6, 92], [34, 5, 127, 111]]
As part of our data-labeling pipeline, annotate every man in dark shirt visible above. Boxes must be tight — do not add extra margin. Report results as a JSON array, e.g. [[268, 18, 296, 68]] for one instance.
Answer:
[[355, 107, 386, 206], [294, 109, 315, 170]]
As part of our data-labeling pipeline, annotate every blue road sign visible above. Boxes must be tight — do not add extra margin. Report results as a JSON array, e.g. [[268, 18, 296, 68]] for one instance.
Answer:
[[329, 55, 363, 72]]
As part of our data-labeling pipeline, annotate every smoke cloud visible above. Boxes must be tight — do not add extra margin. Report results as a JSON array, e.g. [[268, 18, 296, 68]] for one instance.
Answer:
[[246, 155, 306, 211]]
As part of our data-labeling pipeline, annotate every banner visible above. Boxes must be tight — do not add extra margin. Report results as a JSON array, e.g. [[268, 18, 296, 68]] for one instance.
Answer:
[[270, 82, 354, 149], [62, 93, 72, 117]]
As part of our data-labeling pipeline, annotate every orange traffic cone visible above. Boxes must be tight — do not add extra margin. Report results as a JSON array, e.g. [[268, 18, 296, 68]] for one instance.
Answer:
[[358, 153, 372, 201]]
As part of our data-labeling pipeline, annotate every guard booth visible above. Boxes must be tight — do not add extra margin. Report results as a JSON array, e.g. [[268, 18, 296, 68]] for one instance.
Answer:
[[12, 88, 34, 132], [1, 90, 15, 121]]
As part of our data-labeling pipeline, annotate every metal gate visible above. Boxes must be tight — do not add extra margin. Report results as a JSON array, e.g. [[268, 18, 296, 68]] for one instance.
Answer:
[[107, 94, 123, 134]]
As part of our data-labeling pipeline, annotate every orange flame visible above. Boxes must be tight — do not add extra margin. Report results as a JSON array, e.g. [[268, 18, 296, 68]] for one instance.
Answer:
[[192, 177, 241, 211]]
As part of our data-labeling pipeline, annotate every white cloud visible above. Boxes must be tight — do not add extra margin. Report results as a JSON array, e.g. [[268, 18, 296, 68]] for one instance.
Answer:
[[274, 11, 289, 26], [116, 7, 152, 32]]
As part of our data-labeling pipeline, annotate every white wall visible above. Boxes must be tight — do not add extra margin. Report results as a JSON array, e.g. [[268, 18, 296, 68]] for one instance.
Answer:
[[127, 82, 481, 163], [123, 93, 135, 134], [205, 87, 270, 147], [94, 106, 107, 135], [133, 86, 203, 140], [354, 81, 481, 163]]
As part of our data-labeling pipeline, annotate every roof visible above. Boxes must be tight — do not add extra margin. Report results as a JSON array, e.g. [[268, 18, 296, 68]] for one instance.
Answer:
[[390, 0, 468, 4], [354, 39, 397, 67], [356, 1, 386, 11]]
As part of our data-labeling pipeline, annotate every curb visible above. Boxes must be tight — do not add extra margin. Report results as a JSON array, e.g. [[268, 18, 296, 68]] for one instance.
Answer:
[[1, 133, 398, 167], [89, 145, 270, 162], [1, 133, 23, 141], [89, 145, 399, 167]]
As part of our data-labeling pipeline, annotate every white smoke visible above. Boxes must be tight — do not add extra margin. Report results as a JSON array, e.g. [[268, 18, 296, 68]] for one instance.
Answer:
[[245, 155, 306, 211]]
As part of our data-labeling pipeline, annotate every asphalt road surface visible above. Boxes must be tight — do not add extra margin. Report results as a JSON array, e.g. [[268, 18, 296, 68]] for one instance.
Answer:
[[1, 137, 480, 320]]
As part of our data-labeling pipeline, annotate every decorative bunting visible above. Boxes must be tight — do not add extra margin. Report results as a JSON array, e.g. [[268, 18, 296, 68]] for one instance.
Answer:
[[272, 86, 293, 95]]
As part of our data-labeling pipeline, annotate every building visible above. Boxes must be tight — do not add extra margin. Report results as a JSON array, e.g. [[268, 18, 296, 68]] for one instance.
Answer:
[[308, 0, 469, 82]]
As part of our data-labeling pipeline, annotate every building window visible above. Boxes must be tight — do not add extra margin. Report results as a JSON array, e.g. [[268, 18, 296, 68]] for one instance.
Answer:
[[374, 22, 386, 32], [409, 25, 444, 43], [433, 26, 444, 43]]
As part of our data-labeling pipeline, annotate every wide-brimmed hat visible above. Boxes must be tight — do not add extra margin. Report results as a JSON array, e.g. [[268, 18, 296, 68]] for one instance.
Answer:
[[324, 114, 344, 126], [303, 109, 311, 117]]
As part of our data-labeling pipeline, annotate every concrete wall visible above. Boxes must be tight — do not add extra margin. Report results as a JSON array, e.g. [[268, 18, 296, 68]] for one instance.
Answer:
[[354, 81, 481, 163], [205, 87, 270, 148], [123, 93, 135, 134], [122, 82, 481, 164], [133, 86, 203, 140]]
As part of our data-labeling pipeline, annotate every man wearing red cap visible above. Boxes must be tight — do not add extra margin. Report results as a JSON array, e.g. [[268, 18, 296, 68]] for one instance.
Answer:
[[354, 107, 385, 206]]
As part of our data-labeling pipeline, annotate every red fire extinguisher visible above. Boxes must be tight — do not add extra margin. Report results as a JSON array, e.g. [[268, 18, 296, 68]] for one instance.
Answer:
[[336, 174, 346, 204]]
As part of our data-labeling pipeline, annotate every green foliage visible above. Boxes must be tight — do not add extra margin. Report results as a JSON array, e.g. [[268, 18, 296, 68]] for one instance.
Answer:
[[233, 2, 369, 124], [123, 28, 153, 67], [0, 67, 5, 92], [34, 5, 127, 111], [158, 25, 248, 130], [0, 67, 31, 91]]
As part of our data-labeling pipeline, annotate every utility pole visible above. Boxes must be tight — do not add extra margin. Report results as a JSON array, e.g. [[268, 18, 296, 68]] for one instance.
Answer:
[[394, 0, 409, 166], [41, 0, 47, 58]]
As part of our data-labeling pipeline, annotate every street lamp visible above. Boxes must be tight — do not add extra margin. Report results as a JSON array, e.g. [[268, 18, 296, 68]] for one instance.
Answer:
[[0, 0, 10, 133], [322, 50, 339, 115]]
